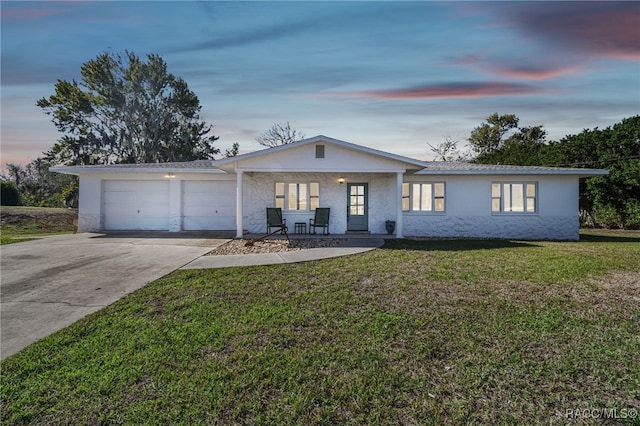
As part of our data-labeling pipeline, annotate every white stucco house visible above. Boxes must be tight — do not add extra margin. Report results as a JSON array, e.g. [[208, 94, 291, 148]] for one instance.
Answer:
[[51, 135, 608, 240]]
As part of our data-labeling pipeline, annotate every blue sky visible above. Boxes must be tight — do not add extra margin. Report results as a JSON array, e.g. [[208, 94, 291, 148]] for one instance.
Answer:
[[2, 1, 639, 167]]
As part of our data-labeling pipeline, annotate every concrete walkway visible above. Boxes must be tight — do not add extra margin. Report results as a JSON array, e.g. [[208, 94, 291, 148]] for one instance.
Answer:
[[181, 237, 384, 269]]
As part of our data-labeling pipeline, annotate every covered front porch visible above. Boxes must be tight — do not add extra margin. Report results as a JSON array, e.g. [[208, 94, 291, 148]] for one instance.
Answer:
[[208, 135, 430, 239], [233, 171, 406, 239]]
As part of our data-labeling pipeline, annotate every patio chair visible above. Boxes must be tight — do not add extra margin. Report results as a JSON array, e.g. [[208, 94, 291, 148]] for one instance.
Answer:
[[266, 207, 288, 235], [309, 207, 330, 235]]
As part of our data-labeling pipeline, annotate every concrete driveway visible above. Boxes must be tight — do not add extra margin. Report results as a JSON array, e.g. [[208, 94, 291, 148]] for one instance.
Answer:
[[1, 232, 231, 360]]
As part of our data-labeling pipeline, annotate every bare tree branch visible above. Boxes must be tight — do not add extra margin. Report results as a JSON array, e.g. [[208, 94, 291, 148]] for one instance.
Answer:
[[427, 135, 471, 162], [255, 122, 305, 148]]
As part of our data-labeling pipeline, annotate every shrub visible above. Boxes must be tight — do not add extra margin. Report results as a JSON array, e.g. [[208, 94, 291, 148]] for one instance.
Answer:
[[593, 204, 623, 229], [624, 200, 640, 229], [1, 181, 21, 206]]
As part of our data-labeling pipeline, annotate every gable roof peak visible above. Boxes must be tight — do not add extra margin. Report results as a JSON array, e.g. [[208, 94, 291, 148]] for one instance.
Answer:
[[214, 135, 428, 169]]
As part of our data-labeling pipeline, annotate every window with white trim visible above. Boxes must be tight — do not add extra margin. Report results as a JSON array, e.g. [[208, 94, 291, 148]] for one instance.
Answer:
[[309, 182, 320, 211], [275, 182, 285, 209], [492, 182, 537, 213], [402, 183, 410, 211], [275, 182, 319, 211], [402, 182, 445, 212]]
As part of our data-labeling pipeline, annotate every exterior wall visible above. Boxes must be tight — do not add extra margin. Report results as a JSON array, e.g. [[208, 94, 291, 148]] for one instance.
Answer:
[[402, 174, 580, 240], [75, 169, 581, 240], [76, 172, 236, 232], [77, 176, 103, 232], [235, 143, 410, 172], [243, 172, 398, 234]]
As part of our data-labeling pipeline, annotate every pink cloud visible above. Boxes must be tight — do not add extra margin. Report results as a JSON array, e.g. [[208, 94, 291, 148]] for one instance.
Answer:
[[324, 82, 547, 100], [490, 65, 580, 81]]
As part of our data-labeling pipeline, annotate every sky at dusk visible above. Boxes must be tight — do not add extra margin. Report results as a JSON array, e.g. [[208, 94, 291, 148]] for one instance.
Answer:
[[1, 1, 639, 168]]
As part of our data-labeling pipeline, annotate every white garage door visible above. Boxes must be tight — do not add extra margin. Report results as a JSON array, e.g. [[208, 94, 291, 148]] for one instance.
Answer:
[[183, 180, 236, 230], [103, 181, 170, 230]]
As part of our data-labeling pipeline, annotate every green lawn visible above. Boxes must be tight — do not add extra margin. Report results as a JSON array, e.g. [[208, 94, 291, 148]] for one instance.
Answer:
[[0, 206, 76, 245], [0, 228, 68, 245], [2, 231, 639, 425]]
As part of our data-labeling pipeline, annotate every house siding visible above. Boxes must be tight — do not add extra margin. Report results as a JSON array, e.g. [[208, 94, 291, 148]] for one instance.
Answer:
[[402, 174, 580, 240]]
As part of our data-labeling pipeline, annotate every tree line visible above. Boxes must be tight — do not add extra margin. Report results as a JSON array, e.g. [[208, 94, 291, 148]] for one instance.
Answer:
[[1, 51, 637, 229]]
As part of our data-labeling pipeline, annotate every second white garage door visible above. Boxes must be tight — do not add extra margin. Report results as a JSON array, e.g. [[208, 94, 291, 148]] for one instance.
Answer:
[[104, 180, 170, 230], [182, 180, 236, 230]]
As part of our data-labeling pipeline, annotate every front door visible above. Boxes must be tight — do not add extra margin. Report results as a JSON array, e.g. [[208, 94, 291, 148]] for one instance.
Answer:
[[347, 183, 368, 231]]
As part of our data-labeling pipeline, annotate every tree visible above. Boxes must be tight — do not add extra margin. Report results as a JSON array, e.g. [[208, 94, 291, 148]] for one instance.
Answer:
[[1, 181, 21, 206], [474, 124, 549, 166], [550, 116, 640, 229], [468, 113, 519, 156], [224, 142, 240, 158], [255, 122, 305, 148], [37, 51, 219, 165], [2, 158, 78, 207], [427, 135, 470, 162]]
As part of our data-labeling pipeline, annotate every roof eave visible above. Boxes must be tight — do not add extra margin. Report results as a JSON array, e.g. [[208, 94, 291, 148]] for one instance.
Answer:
[[50, 166, 227, 175], [415, 168, 609, 176]]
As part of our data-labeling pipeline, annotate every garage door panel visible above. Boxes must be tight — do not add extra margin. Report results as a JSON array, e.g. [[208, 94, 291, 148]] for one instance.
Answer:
[[183, 181, 235, 195], [103, 180, 169, 231], [182, 180, 235, 230], [104, 192, 168, 206], [183, 216, 235, 230], [183, 195, 235, 216], [104, 181, 168, 192]]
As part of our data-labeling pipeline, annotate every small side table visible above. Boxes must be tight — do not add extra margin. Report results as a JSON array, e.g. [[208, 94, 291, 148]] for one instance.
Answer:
[[294, 222, 307, 234]]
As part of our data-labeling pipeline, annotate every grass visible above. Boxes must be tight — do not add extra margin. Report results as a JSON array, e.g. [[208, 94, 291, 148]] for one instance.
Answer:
[[0, 206, 76, 244], [0, 225, 70, 245], [2, 230, 639, 424]]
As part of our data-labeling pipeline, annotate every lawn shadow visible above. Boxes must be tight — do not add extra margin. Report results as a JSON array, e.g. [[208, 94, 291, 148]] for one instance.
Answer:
[[579, 232, 640, 243], [91, 231, 236, 239], [381, 238, 540, 252]]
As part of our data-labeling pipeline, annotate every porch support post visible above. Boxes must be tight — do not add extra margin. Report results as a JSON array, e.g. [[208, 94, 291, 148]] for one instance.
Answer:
[[396, 171, 404, 238], [236, 169, 244, 239]]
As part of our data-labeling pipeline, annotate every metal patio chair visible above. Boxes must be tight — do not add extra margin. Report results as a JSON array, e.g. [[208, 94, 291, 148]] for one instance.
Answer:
[[309, 207, 330, 235]]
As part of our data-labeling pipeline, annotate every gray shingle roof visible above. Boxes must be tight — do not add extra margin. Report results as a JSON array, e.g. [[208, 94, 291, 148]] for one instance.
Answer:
[[49, 138, 608, 178], [50, 160, 224, 175], [415, 162, 607, 176]]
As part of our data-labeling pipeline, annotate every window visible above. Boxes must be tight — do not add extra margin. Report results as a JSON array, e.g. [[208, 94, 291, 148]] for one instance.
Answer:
[[402, 183, 410, 211], [492, 182, 537, 213], [275, 182, 319, 211], [349, 185, 365, 215], [310, 182, 320, 210], [402, 182, 445, 212], [288, 183, 307, 210], [315, 145, 325, 158], [275, 182, 285, 209]]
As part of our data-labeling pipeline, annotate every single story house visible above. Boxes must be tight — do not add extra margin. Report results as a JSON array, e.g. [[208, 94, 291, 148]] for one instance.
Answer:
[[51, 135, 608, 240]]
